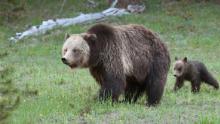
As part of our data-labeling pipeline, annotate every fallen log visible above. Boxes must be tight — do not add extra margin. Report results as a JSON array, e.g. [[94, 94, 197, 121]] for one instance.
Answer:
[[10, 7, 129, 42]]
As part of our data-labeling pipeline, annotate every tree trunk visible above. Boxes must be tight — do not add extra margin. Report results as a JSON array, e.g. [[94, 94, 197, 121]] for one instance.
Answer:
[[108, 0, 143, 8]]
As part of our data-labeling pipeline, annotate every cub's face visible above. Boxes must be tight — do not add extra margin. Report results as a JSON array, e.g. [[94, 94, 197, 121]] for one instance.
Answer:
[[173, 57, 187, 77], [61, 34, 90, 69]]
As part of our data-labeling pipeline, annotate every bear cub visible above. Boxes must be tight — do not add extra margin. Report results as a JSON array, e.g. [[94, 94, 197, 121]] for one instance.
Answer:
[[173, 57, 219, 92]]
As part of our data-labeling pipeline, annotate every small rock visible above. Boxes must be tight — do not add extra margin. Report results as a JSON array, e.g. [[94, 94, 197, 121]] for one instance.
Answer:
[[127, 4, 145, 13]]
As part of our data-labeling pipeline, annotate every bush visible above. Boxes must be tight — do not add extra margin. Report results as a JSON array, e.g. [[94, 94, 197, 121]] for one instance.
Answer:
[[0, 66, 19, 123]]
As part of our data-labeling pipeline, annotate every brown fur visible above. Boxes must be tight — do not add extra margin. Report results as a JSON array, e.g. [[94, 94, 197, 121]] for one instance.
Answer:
[[82, 24, 170, 106], [173, 57, 219, 92]]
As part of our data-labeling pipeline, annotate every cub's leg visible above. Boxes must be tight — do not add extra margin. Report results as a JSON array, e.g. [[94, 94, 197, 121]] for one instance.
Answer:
[[174, 78, 184, 91], [191, 80, 201, 93]]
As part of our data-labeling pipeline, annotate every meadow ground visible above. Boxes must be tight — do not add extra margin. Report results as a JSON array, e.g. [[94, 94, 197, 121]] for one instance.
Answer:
[[0, 0, 220, 124]]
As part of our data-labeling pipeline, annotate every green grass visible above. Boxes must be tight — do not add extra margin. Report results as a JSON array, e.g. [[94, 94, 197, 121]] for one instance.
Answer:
[[1, 0, 220, 124]]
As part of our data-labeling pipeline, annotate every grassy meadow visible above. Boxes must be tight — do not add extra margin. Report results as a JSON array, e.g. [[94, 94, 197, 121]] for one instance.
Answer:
[[1, 0, 220, 123]]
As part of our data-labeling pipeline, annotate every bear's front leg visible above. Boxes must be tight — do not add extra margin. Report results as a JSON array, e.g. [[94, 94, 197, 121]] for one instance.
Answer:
[[173, 78, 184, 91], [99, 71, 125, 102]]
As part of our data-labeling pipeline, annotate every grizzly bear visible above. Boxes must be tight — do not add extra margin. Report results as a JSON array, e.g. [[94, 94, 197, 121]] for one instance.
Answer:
[[173, 57, 219, 92], [61, 24, 170, 106]]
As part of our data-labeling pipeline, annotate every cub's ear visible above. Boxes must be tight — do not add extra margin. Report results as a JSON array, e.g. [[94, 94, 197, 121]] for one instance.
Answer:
[[81, 33, 97, 41], [175, 57, 178, 61], [64, 33, 70, 40], [183, 57, 187, 63]]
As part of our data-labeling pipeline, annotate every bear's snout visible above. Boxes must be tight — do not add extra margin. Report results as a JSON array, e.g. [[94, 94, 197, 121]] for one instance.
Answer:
[[61, 58, 68, 65]]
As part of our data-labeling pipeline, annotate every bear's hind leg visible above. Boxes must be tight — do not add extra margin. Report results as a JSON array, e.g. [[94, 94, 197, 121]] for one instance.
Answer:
[[124, 78, 145, 103], [146, 78, 165, 106], [124, 82, 136, 103], [132, 87, 145, 103], [145, 57, 169, 106], [191, 80, 201, 93], [202, 70, 219, 89], [124, 84, 145, 103]]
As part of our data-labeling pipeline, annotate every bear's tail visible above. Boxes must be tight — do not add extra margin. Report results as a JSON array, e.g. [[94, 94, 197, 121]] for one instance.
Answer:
[[201, 67, 219, 89]]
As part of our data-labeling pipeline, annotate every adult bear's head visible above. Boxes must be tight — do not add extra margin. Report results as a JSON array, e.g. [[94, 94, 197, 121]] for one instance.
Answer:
[[61, 33, 96, 69]]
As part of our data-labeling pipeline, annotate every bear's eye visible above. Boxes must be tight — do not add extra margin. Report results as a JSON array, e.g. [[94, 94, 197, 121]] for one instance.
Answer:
[[178, 68, 182, 72], [64, 48, 67, 53], [72, 49, 80, 53]]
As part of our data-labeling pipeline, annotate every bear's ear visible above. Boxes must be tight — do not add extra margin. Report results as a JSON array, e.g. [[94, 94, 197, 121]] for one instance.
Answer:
[[64, 33, 70, 40], [175, 57, 178, 61], [183, 57, 187, 63], [81, 33, 97, 41]]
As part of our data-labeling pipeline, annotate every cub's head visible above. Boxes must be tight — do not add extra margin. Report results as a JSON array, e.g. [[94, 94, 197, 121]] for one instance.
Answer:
[[173, 57, 188, 77], [61, 33, 96, 69]]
